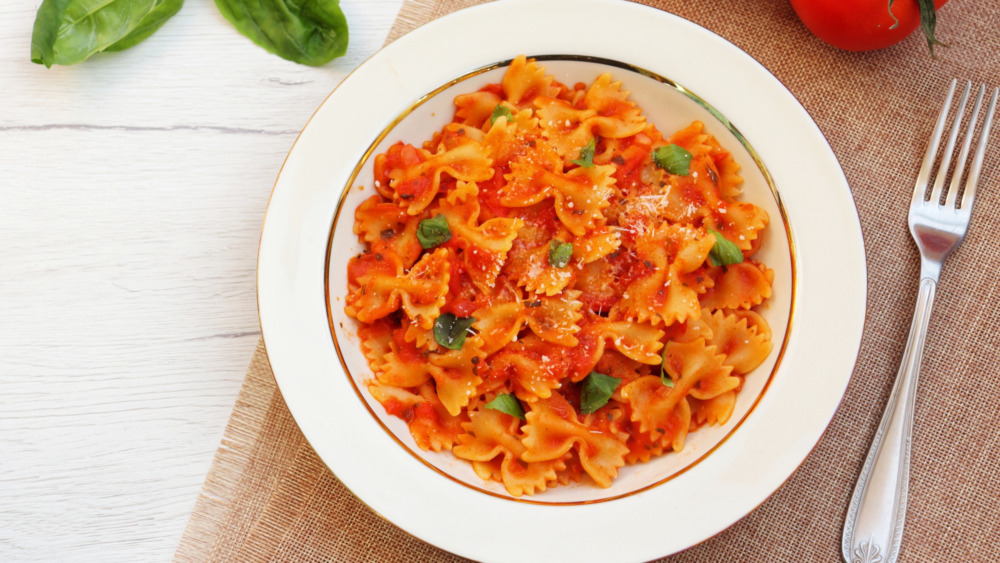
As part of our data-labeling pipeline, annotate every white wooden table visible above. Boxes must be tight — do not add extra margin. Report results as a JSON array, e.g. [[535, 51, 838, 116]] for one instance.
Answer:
[[1, 1, 404, 559]]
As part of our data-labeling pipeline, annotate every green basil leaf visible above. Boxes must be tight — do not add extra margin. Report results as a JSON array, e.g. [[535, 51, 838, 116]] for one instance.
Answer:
[[707, 228, 744, 267], [485, 393, 525, 420], [416, 214, 452, 249], [580, 372, 621, 414], [659, 343, 675, 388], [214, 0, 349, 66], [31, 0, 183, 67], [433, 313, 476, 350], [652, 144, 693, 176], [570, 138, 596, 168], [548, 239, 573, 268], [490, 104, 514, 126]]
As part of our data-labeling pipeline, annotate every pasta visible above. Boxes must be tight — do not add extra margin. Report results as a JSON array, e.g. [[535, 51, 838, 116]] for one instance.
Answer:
[[346, 56, 775, 496]]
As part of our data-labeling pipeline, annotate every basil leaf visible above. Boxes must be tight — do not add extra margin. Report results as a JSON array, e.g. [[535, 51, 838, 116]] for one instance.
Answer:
[[31, 0, 183, 67], [707, 228, 744, 267], [652, 144, 693, 175], [214, 0, 349, 66], [580, 372, 621, 414], [548, 239, 573, 268], [416, 214, 451, 249], [659, 343, 675, 388], [485, 393, 525, 420], [433, 313, 476, 350], [570, 138, 596, 168], [490, 104, 514, 126]]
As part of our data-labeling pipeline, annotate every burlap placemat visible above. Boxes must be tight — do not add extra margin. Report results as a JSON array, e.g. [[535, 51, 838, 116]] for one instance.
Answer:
[[175, 1, 1000, 561]]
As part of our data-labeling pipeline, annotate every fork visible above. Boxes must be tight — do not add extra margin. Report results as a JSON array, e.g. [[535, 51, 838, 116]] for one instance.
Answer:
[[842, 80, 998, 563]]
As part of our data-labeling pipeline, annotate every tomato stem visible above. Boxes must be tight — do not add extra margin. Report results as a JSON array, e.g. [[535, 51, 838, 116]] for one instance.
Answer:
[[886, 0, 901, 30], [916, 0, 947, 55]]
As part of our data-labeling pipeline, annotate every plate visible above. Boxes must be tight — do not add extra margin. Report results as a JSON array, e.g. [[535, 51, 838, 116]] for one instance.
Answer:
[[257, 1, 866, 561]]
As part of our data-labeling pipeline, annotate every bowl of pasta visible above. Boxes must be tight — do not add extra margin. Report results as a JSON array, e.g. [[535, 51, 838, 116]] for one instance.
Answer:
[[257, 0, 866, 561]]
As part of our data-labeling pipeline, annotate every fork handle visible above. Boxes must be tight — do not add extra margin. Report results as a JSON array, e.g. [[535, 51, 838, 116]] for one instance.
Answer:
[[842, 275, 937, 563]]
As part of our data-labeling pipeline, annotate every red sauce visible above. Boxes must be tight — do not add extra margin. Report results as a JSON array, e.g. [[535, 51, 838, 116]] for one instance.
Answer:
[[392, 328, 423, 363], [480, 83, 503, 98], [414, 402, 437, 422], [441, 297, 477, 318], [346, 250, 396, 285], [610, 138, 650, 196], [477, 169, 510, 219]]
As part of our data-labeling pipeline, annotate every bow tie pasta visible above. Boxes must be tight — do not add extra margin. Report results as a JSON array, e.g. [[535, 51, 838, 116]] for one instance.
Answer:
[[346, 56, 774, 497]]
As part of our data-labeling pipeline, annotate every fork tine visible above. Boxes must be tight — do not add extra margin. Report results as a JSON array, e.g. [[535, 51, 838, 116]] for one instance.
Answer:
[[913, 79, 957, 206], [945, 85, 986, 209], [928, 81, 972, 205], [960, 86, 999, 211]]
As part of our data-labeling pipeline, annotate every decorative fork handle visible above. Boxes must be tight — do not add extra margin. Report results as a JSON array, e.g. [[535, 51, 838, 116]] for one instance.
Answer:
[[842, 273, 937, 563]]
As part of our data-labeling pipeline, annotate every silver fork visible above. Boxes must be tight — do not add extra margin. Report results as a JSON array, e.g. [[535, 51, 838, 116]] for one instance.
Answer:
[[842, 80, 999, 563]]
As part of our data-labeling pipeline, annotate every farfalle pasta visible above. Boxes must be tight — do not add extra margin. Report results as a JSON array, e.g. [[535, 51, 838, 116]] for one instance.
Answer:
[[346, 56, 775, 497]]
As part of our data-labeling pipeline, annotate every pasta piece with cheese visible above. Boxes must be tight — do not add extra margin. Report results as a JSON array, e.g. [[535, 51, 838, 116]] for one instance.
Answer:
[[521, 394, 629, 488], [427, 334, 486, 416], [353, 195, 425, 268], [387, 136, 494, 215], [345, 247, 451, 328], [704, 201, 769, 253], [502, 159, 617, 236], [613, 223, 715, 326], [484, 335, 571, 402], [582, 73, 647, 140], [435, 181, 523, 290], [472, 290, 583, 355]]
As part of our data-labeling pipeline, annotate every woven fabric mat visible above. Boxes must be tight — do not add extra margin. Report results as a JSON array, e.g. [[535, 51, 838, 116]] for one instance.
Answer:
[[175, 1, 1000, 561]]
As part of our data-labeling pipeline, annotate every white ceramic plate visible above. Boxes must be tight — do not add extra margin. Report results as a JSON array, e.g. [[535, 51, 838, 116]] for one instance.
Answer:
[[257, 1, 866, 561]]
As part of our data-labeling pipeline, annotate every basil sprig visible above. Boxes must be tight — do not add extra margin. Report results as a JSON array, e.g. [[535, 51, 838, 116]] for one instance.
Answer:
[[485, 393, 526, 420], [490, 104, 515, 126], [571, 138, 596, 168], [707, 228, 744, 267], [548, 239, 573, 268], [580, 372, 621, 414], [416, 214, 452, 249], [433, 313, 476, 350], [652, 144, 693, 176]]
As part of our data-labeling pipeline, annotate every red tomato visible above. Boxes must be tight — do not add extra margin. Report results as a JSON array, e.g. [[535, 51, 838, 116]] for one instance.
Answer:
[[790, 0, 947, 52]]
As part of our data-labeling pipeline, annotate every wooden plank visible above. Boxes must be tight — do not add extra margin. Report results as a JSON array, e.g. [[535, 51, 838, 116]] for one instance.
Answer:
[[0, 0, 405, 559]]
